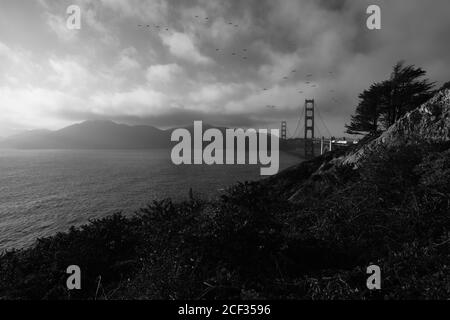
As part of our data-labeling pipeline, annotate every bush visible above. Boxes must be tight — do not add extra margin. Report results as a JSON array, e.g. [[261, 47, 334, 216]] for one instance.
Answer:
[[1, 143, 448, 300]]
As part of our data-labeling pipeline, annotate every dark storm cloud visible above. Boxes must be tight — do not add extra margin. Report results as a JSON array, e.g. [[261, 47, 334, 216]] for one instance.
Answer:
[[0, 0, 449, 137]]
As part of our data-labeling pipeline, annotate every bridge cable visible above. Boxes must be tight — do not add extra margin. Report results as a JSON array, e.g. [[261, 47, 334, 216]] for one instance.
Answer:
[[315, 103, 333, 138], [291, 105, 305, 138]]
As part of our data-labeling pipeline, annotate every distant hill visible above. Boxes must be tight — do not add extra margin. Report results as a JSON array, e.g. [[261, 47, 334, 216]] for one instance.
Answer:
[[0, 120, 278, 150], [0, 120, 171, 149]]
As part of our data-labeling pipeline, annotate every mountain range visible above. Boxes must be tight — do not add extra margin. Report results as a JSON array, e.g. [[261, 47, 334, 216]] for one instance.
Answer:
[[0, 120, 171, 149], [0, 120, 247, 149]]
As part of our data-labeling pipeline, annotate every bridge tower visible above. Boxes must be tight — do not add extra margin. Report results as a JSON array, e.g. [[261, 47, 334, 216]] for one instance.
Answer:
[[281, 121, 287, 140], [304, 99, 315, 158]]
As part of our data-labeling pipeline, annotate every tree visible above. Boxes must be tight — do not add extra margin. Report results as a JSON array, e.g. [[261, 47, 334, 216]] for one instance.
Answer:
[[381, 61, 435, 127], [346, 82, 389, 135], [346, 61, 435, 135]]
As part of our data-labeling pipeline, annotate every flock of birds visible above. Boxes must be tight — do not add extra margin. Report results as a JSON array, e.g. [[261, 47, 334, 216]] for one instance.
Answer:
[[137, 15, 341, 110], [137, 24, 170, 31], [137, 14, 240, 33], [263, 71, 340, 109], [264, 73, 317, 93]]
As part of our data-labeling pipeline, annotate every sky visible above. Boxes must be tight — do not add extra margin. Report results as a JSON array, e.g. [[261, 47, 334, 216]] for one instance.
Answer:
[[0, 0, 449, 138]]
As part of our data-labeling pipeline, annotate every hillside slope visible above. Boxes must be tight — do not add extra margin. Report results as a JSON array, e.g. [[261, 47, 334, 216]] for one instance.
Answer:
[[0, 91, 449, 300]]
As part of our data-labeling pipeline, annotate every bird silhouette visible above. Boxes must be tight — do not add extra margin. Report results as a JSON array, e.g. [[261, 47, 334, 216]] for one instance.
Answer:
[[291, 70, 296, 73], [232, 53, 236, 56], [306, 74, 313, 77]]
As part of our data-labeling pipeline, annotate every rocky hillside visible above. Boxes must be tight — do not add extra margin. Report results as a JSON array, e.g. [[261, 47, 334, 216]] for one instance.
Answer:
[[284, 89, 450, 202], [342, 89, 450, 167]]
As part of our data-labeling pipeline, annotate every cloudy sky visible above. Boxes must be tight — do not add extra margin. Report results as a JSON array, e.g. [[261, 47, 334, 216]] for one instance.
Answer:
[[0, 0, 449, 137]]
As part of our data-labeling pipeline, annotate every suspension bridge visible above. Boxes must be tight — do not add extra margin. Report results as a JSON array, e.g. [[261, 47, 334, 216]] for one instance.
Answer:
[[279, 99, 353, 159]]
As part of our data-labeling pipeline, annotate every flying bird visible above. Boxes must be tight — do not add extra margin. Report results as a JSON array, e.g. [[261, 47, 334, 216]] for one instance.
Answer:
[[306, 74, 313, 77]]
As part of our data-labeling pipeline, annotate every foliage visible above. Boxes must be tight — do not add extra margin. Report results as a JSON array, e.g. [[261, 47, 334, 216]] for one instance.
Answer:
[[0, 143, 448, 300], [346, 61, 436, 135]]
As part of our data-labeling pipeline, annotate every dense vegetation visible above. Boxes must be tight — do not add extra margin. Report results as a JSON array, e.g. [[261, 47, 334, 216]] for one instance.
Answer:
[[1, 141, 448, 300]]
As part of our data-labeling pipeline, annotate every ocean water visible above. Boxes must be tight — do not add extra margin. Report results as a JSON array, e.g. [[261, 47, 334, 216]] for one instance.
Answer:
[[0, 149, 301, 251]]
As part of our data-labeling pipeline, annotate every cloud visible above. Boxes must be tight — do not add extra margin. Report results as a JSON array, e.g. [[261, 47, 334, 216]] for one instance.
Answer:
[[45, 12, 79, 42], [1, 0, 450, 137], [90, 87, 169, 116], [146, 63, 183, 84], [116, 47, 140, 71], [161, 32, 213, 65], [49, 58, 93, 89], [99, 0, 169, 22], [0, 86, 85, 131]]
